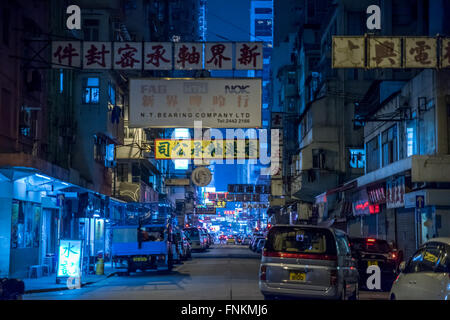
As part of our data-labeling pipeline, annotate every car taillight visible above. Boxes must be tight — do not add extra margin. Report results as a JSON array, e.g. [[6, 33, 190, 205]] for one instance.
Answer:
[[260, 265, 267, 281], [388, 252, 397, 260], [262, 251, 337, 261], [330, 270, 338, 286]]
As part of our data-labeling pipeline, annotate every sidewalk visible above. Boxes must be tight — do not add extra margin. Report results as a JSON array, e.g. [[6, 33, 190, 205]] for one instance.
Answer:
[[23, 262, 118, 294]]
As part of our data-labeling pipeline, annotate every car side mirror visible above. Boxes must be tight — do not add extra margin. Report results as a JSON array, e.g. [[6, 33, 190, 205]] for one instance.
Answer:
[[399, 261, 406, 272]]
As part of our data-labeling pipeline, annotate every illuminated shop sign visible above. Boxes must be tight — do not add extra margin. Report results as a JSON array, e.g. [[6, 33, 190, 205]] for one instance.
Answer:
[[57, 240, 82, 278]]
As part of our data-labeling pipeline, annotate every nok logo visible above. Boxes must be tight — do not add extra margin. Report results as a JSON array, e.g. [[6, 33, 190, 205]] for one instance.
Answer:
[[225, 85, 250, 94]]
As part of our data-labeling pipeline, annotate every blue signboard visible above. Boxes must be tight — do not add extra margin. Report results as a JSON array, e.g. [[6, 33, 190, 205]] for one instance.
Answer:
[[57, 240, 82, 278], [416, 195, 425, 209]]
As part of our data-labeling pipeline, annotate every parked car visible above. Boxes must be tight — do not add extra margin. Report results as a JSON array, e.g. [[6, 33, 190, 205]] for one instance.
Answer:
[[251, 237, 265, 252], [174, 229, 192, 260], [349, 237, 402, 291], [390, 237, 450, 300], [256, 238, 266, 253], [259, 225, 359, 300], [242, 236, 252, 245], [184, 227, 206, 251]]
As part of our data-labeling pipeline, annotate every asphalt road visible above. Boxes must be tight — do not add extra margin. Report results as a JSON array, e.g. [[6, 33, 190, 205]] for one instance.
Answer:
[[25, 244, 389, 300]]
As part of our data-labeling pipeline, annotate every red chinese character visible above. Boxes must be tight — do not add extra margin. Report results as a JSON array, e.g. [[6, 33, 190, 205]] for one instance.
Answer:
[[146, 45, 170, 67], [177, 45, 200, 68], [115, 43, 140, 68], [85, 44, 109, 67], [238, 44, 260, 68], [206, 44, 230, 68], [53, 43, 79, 67]]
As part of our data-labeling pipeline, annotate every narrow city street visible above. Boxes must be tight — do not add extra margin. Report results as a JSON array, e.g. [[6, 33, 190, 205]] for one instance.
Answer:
[[24, 245, 389, 300]]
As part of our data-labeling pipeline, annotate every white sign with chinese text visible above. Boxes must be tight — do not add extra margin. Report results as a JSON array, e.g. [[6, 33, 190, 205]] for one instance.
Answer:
[[52, 41, 81, 68], [57, 240, 82, 278], [205, 43, 233, 70], [235, 42, 263, 70], [129, 78, 262, 128], [83, 42, 112, 69], [332, 36, 366, 68], [144, 42, 172, 70], [113, 42, 142, 70], [404, 37, 437, 68], [174, 42, 203, 70]]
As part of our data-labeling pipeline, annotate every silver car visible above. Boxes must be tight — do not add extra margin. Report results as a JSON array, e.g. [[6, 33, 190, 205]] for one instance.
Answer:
[[389, 237, 450, 300], [259, 225, 359, 300]]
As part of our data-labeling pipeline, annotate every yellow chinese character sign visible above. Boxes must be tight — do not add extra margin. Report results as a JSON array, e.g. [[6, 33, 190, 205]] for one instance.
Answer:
[[332, 36, 365, 68], [155, 139, 259, 160], [404, 37, 437, 68], [332, 36, 450, 69], [368, 37, 402, 68]]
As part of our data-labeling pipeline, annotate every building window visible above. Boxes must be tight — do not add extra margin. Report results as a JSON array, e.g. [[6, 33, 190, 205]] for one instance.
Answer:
[[255, 19, 272, 37], [11, 201, 41, 249], [132, 162, 140, 183], [0, 88, 13, 136], [312, 149, 325, 169], [93, 135, 107, 162], [255, 8, 272, 14], [2, 7, 10, 46], [117, 163, 129, 182], [366, 136, 380, 173], [406, 119, 417, 157], [83, 19, 99, 41], [83, 77, 100, 104], [382, 125, 398, 167], [108, 82, 116, 106], [349, 149, 365, 169]]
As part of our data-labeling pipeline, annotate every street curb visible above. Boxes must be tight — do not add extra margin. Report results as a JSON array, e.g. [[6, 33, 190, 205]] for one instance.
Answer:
[[24, 271, 119, 295]]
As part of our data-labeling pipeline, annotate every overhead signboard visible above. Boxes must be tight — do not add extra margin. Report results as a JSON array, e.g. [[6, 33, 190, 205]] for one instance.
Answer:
[[155, 139, 259, 159], [195, 206, 216, 215], [165, 178, 190, 186], [50, 41, 263, 70], [386, 176, 405, 209], [130, 78, 262, 128], [333, 36, 447, 69]]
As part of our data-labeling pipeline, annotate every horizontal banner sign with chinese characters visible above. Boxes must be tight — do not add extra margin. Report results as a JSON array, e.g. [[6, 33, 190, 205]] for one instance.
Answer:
[[155, 139, 259, 159], [51, 41, 263, 70], [195, 206, 217, 215], [332, 36, 450, 69], [130, 78, 262, 128]]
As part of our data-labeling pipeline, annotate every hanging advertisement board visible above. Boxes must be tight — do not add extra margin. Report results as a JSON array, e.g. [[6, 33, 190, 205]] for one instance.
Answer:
[[56, 239, 82, 283], [129, 78, 262, 128]]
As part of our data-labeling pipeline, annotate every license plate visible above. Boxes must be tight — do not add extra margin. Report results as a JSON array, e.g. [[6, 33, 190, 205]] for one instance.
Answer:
[[368, 260, 378, 267], [133, 257, 147, 262], [289, 272, 306, 281]]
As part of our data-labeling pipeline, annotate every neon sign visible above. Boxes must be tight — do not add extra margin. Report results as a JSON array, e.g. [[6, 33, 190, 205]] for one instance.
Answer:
[[57, 240, 82, 278]]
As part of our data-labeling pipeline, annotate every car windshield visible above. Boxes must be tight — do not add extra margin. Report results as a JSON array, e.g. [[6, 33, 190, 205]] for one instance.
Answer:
[[351, 238, 391, 253], [184, 228, 199, 240], [266, 227, 337, 255]]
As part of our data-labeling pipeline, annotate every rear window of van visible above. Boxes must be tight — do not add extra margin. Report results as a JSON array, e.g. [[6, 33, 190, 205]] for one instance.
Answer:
[[266, 227, 337, 255]]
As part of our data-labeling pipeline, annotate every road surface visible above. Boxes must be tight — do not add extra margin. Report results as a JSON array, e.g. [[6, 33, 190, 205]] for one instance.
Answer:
[[25, 244, 389, 300]]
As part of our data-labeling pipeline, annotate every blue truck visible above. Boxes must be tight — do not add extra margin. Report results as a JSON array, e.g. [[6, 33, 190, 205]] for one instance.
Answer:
[[111, 222, 177, 273]]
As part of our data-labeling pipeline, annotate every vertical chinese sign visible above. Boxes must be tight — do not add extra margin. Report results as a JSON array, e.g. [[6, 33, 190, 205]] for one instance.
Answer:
[[52, 41, 81, 68], [57, 239, 82, 280], [174, 42, 203, 70]]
